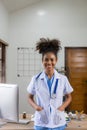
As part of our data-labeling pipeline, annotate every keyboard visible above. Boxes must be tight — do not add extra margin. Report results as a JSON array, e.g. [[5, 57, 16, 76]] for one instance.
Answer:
[[0, 121, 7, 126], [7, 119, 30, 124], [18, 119, 30, 124]]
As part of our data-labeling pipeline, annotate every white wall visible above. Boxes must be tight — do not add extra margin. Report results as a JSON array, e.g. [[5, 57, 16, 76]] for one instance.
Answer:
[[7, 0, 87, 113], [0, 0, 9, 41]]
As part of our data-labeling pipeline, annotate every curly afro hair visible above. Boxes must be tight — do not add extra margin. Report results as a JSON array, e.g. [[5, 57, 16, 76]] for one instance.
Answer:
[[36, 38, 61, 58]]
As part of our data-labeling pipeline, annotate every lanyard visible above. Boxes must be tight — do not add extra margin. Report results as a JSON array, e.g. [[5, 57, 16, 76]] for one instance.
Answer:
[[53, 79, 58, 94], [51, 79, 58, 99]]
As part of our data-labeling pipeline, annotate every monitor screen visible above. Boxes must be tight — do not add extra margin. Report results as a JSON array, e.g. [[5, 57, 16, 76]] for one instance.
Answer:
[[0, 83, 19, 122]]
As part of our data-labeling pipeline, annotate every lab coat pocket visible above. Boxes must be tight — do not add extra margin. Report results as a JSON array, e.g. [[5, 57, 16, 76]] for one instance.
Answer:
[[39, 109, 49, 124], [55, 96, 63, 108], [53, 110, 64, 125]]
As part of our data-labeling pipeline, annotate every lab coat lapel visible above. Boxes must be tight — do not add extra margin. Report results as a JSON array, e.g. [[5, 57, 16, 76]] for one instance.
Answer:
[[39, 71, 50, 96], [51, 70, 60, 95]]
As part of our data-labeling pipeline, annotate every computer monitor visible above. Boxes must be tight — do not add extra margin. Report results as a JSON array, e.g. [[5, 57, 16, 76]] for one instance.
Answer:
[[0, 83, 19, 122]]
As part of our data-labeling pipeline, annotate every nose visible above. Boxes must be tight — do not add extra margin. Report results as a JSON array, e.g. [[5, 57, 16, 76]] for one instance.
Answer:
[[47, 60, 51, 64]]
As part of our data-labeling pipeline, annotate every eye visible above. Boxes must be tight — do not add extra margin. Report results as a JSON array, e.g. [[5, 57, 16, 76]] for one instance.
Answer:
[[45, 58, 49, 61], [51, 58, 54, 61]]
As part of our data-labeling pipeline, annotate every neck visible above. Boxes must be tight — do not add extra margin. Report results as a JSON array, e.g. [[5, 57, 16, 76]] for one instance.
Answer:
[[45, 70, 54, 79]]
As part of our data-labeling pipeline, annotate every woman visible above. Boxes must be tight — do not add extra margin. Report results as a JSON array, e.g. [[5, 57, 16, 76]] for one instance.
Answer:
[[27, 38, 73, 130]]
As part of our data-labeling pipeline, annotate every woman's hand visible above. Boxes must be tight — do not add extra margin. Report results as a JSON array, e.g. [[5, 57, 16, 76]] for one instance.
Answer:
[[57, 94, 72, 112], [35, 105, 43, 111], [58, 106, 65, 111], [28, 94, 43, 111]]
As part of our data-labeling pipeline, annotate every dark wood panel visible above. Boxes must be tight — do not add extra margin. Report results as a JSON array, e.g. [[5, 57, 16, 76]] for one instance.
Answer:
[[68, 63, 87, 67], [70, 104, 85, 111], [69, 74, 87, 78], [68, 67, 87, 72], [68, 59, 87, 62], [65, 47, 87, 113]]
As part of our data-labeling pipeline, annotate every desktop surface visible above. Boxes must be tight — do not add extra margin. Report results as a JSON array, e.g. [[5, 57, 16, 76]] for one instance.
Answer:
[[0, 114, 33, 130], [0, 114, 87, 130]]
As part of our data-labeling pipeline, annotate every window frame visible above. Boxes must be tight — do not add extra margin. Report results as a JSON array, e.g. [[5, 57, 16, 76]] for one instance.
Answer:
[[0, 39, 8, 83]]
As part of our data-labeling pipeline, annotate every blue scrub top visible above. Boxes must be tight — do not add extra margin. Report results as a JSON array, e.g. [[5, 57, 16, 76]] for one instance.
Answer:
[[45, 74, 54, 96]]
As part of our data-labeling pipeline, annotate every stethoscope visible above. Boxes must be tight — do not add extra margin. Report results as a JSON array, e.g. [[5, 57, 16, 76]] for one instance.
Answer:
[[51, 79, 58, 99], [49, 79, 59, 113]]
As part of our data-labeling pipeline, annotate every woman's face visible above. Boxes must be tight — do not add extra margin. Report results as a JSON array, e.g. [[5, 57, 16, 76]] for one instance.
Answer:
[[42, 52, 57, 73]]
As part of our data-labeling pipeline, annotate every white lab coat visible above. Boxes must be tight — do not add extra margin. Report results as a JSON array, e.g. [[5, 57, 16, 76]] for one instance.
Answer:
[[27, 69, 73, 128]]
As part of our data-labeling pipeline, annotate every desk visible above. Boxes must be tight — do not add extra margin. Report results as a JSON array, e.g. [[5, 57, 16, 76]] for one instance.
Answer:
[[66, 118, 87, 130], [0, 114, 87, 130]]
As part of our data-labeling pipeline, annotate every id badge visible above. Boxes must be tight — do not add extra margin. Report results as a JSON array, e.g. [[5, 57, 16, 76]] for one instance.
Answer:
[[51, 94, 56, 99], [50, 94, 56, 107], [50, 98, 55, 108]]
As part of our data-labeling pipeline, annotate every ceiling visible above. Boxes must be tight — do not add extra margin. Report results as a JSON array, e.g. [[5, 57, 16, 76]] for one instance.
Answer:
[[2, 0, 42, 12]]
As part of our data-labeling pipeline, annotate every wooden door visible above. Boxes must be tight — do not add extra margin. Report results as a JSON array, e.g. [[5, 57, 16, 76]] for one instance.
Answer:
[[65, 47, 87, 113]]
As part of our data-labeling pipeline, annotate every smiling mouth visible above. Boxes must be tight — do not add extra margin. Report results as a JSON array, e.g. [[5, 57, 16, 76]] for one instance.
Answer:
[[47, 66, 52, 68]]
